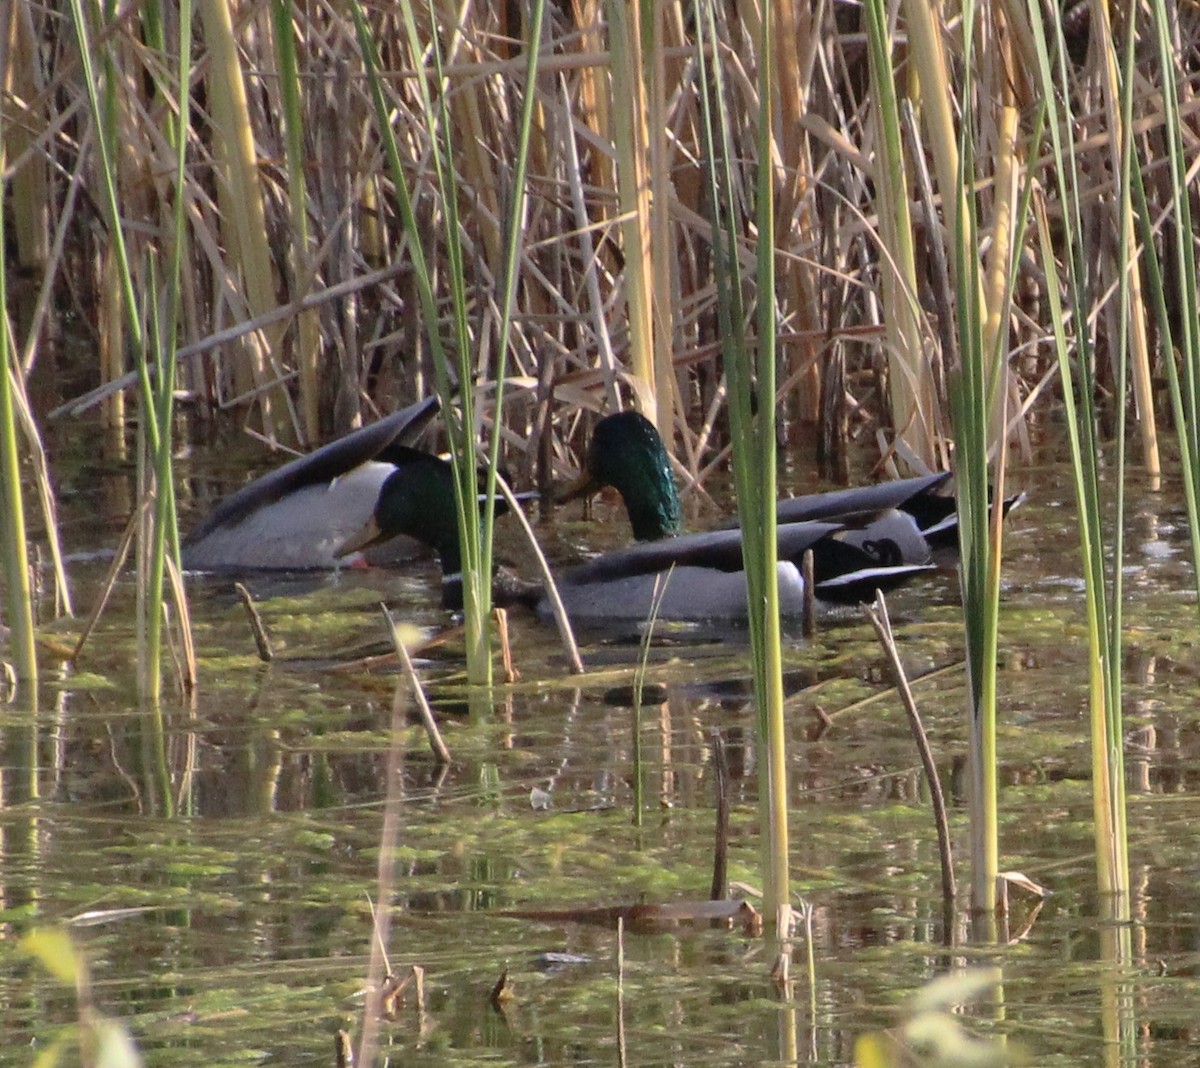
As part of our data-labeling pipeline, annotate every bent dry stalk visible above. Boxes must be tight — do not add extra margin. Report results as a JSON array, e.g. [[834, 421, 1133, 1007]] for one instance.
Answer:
[[865, 591, 956, 939]]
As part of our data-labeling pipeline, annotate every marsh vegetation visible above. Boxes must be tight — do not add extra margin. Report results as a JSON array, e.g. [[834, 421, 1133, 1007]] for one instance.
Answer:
[[2, 0, 1199, 1063]]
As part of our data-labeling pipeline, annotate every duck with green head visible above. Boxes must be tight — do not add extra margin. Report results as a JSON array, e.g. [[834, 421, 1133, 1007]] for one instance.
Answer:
[[183, 395, 440, 572], [572, 410, 1023, 564], [548, 410, 937, 621], [565, 410, 972, 568]]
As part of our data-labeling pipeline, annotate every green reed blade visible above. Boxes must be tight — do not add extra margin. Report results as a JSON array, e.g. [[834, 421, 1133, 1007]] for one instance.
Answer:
[[0, 161, 38, 687], [1025, 0, 1129, 908], [481, 0, 544, 615], [695, 0, 789, 928], [352, 1, 491, 686]]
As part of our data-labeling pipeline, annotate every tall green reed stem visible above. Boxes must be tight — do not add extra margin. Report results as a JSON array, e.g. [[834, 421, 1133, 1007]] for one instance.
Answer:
[[354, 2, 542, 689], [946, 95, 1003, 919], [354, 4, 489, 685], [480, 1, 544, 631], [0, 167, 38, 687], [70, 0, 192, 702], [1027, 0, 1129, 908], [695, 0, 789, 926], [875, 0, 1031, 917]]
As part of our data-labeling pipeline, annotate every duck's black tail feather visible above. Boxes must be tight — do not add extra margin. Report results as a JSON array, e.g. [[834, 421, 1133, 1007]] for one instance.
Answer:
[[918, 490, 1027, 552]]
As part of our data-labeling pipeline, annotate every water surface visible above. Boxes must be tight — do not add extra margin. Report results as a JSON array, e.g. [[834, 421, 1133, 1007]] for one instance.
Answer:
[[2, 439, 1198, 1066]]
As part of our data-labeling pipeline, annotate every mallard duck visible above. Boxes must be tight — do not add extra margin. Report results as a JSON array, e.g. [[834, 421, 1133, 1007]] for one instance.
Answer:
[[336, 448, 539, 609], [182, 395, 440, 571], [538, 520, 931, 622], [340, 429, 932, 623], [565, 411, 1019, 570]]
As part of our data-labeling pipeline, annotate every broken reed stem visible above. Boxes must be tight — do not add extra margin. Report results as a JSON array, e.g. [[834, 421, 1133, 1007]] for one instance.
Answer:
[[234, 582, 273, 662], [710, 728, 729, 901], [164, 555, 197, 692], [9, 360, 73, 619], [799, 900, 817, 1020], [1, 663, 17, 703], [489, 968, 515, 1011], [493, 606, 515, 683], [801, 548, 815, 639], [69, 501, 145, 666], [865, 590, 956, 929], [381, 604, 450, 766], [51, 263, 410, 419], [335, 1030, 352, 1068]]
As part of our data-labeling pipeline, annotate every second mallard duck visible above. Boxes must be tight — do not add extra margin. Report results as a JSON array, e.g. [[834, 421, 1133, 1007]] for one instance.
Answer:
[[565, 410, 1020, 568]]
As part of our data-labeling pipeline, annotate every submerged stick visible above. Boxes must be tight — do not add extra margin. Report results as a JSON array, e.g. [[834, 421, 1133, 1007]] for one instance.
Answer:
[[710, 728, 730, 901], [864, 590, 956, 932], [381, 605, 450, 766], [234, 582, 273, 663]]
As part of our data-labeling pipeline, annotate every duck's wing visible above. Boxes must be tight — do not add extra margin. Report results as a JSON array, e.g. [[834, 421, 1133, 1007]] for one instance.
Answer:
[[561, 521, 846, 584], [186, 395, 439, 544], [789, 514, 937, 584], [550, 564, 771, 622], [772, 472, 952, 525]]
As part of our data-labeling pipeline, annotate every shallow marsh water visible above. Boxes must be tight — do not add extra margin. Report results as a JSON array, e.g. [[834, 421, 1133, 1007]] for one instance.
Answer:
[[4, 441, 1200, 1065]]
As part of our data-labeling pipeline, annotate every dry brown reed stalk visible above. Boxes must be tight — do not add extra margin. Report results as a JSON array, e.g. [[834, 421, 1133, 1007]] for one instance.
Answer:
[[0, 71, 76, 619], [2, 2, 49, 273], [7, 368, 73, 618], [605, 0, 660, 425], [770, 0, 822, 429], [865, 13, 937, 471], [199, 0, 292, 440], [1087, 0, 1159, 479], [270, 1, 323, 444]]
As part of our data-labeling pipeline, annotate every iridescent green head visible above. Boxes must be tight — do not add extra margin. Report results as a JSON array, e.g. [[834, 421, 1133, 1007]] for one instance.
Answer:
[[339, 448, 464, 573], [582, 411, 682, 542]]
